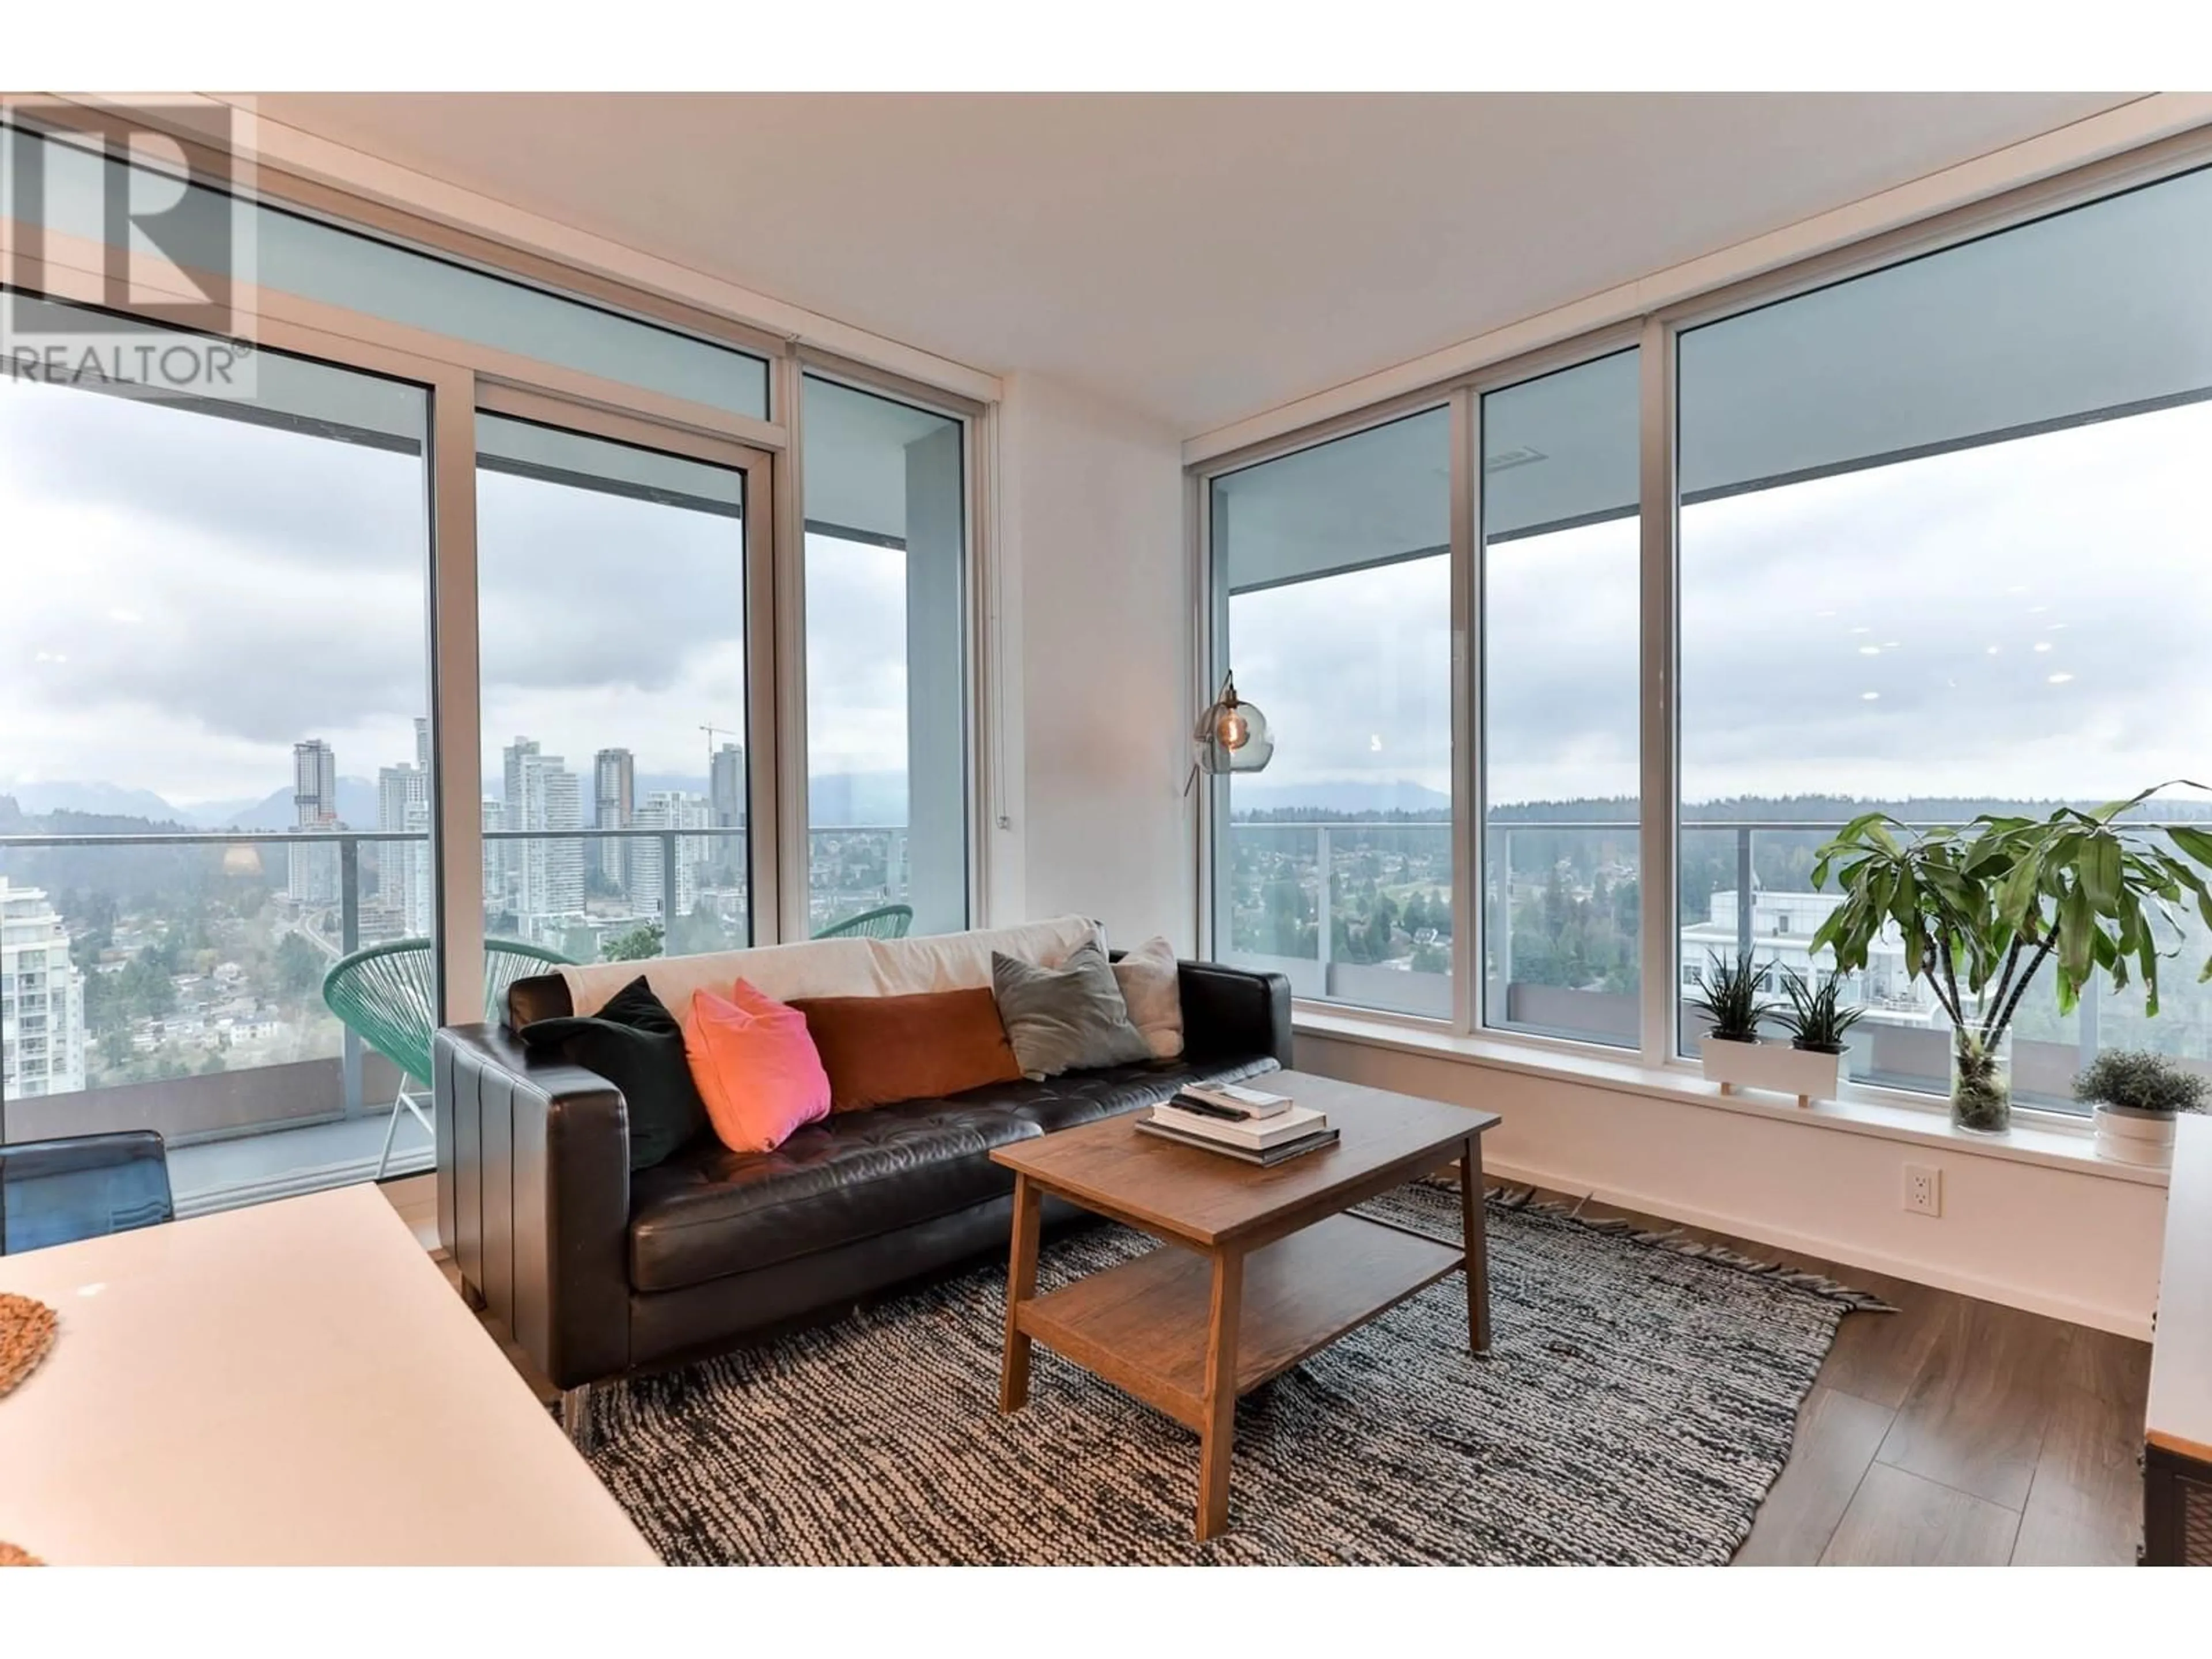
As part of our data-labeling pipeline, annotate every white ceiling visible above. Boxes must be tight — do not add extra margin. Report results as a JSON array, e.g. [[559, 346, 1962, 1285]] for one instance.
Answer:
[[256, 92, 2142, 436]]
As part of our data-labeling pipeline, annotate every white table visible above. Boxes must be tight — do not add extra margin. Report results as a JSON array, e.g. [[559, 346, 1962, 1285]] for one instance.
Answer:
[[0, 1183, 657, 1565]]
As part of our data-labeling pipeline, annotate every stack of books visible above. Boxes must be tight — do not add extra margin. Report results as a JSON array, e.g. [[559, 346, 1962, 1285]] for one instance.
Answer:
[[1137, 1081, 1339, 1166]]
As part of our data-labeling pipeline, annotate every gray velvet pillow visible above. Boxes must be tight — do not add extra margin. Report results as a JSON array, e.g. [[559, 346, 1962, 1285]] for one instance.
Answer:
[[991, 942, 1154, 1079]]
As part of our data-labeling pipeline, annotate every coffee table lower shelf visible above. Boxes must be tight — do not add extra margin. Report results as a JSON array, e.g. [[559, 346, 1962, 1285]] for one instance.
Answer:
[[1014, 1211, 1463, 1432]]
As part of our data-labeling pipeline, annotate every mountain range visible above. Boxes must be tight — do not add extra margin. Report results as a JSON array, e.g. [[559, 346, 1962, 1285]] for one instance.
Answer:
[[13, 775, 2205, 834], [1229, 779, 1453, 815], [2, 770, 914, 831]]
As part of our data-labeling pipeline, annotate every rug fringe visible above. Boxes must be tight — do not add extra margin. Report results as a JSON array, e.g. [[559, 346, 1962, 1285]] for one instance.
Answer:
[[1418, 1177, 1897, 1314]]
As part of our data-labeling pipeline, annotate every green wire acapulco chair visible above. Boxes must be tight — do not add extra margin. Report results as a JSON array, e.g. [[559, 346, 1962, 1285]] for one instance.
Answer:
[[322, 937, 574, 1180], [810, 903, 914, 940]]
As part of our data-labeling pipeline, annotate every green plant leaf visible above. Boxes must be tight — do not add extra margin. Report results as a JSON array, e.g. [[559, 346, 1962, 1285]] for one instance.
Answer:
[[1995, 854, 2043, 931], [2059, 880, 2094, 986], [2081, 832, 2122, 912], [2168, 825, 2212, 868]]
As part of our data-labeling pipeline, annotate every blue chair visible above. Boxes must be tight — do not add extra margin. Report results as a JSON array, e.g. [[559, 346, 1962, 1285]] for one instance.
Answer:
[[0, 1130, 174, 1255]]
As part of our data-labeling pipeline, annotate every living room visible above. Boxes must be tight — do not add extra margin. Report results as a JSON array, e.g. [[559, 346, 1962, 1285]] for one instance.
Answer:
[[5, 14, 2210, 1638]]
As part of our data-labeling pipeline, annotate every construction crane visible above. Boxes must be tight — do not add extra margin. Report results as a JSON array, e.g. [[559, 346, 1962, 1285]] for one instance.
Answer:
[[699, 724, 737, 771]]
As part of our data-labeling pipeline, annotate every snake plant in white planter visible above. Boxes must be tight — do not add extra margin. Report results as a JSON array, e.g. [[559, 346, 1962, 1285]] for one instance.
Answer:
[[1767, 968, 1868, 1108], [1686, 950, 1835, 1105]]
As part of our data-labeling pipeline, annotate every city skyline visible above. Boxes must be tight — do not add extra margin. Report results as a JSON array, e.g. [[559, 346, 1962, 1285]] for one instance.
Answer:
[[0, 376, 915, 806]]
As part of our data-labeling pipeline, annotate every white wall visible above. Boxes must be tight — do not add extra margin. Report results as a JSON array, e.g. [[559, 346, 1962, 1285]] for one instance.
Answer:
[[1299, 1030, 2167, 1338], [990, 372, 1194, 952]]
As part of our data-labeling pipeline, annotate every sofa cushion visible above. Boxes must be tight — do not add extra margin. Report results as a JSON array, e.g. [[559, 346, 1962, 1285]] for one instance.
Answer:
[[627, 1098, 1035, 1293], [683, 983, 832, 1154], [624, 1053, 1282, 1294], [993, 942, 1153, 1078], [1113, 936, 1184, 1060], [518, 976, 707, 1172], [789, 987, 1022, 1113]]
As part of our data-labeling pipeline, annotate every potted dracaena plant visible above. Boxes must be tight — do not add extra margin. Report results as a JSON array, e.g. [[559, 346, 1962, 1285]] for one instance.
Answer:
[[2073, 1049, 2209, 1168], [1810, 783, 2212, 1137]]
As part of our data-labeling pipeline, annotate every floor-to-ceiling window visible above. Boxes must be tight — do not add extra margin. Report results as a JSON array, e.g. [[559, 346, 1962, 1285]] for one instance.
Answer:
[[1210, 408, 1453, 1017], [476, 415, 760, 965], [0, 293, 438, 1203], [1200, 153, 2212, 1120], [1676, 163, 2212, 1108], [0, 111, 978, 1217], [1482, 349, 1642, 1047], [801, 373, 970, 937]]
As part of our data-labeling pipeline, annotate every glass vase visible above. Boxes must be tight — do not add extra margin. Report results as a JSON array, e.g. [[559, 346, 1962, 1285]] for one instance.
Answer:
[[1949, 1025, 2013, 1135]]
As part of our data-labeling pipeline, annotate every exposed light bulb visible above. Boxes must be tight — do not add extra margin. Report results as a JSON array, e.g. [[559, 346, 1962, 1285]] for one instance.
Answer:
[[1216, 710, 1248, 750]]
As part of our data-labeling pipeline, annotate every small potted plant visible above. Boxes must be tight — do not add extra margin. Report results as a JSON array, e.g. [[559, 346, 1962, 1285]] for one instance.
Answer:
[[1688, 950, 1793, 1099], [1768, 968, 1867, 1108], [2073, 1049, 2209, 1168]]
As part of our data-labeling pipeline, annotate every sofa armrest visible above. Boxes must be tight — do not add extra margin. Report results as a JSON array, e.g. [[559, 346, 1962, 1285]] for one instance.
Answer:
[[433, 1022, 632, 1391], [1176, 959, 1294, 1069]]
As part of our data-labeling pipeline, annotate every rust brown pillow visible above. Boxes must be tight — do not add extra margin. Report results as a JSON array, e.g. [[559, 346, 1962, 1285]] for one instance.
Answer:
[[787, 987, 1024, 1113]]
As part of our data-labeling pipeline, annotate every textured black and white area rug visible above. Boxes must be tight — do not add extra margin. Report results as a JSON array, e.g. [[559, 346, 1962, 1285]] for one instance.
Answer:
[[586, 1183, 1889, 1565]]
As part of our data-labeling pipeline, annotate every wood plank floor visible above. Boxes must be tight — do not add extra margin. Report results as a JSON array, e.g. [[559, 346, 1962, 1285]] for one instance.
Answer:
[[1537, 1190, 2153, 1567], [388, 1180, 2149, 1566]]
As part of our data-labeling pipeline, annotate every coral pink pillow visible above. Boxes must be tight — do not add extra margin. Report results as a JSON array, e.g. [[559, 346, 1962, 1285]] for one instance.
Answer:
[[683, 980, 831, 1154]]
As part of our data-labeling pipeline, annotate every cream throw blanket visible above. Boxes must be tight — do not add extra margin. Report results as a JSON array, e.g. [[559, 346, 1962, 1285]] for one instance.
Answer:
[[554, 915, 1105, 1018]]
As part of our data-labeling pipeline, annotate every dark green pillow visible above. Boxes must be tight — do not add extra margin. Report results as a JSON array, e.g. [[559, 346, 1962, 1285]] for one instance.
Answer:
[[519, 976, 706, 1171]]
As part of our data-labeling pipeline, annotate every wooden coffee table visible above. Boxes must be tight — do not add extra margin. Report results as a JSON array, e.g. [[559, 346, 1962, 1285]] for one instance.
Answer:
[[990, 1069, 1499, 1540]]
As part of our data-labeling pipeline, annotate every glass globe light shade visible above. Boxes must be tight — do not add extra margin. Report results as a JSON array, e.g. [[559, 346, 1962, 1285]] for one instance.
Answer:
[[1193, 674, 1274, 775]]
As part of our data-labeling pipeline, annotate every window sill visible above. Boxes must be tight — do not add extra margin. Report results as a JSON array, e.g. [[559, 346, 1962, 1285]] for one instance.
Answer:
[[1291, 1007, 2169, 1189]]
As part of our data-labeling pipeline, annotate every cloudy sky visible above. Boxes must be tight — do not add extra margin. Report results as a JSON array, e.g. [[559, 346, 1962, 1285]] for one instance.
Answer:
[[6, 373, 2210, 821], [1230, 397, 2212, 809], [0, 373, 910, 810]]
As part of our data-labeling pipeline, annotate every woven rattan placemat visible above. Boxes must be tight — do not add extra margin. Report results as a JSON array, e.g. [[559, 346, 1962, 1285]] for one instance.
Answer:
[[0, 1290, 57, 1398], [1, 1292, 59, 1566]]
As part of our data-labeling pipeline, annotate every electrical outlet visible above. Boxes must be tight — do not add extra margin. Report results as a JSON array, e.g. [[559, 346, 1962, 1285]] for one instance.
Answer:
[[1903, 1163, 1942, 1217]]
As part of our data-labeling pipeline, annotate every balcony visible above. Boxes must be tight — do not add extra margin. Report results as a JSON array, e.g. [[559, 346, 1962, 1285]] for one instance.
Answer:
[[0, 823, 909, 1217], [1222, 815, 2212, 1111]]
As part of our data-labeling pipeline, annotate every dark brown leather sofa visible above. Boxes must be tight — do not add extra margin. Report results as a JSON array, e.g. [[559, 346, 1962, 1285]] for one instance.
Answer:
[[431, 957, 1292, 1442]]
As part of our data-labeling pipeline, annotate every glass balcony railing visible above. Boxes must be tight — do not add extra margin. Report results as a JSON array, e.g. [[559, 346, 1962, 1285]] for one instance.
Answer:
[[0, 823, 912, 1217], [1222, 819, 1456, 1018], [1222, 813, 2212, 1108]]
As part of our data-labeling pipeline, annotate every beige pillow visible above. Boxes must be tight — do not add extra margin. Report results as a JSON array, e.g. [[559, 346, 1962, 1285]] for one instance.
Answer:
[[1112, 937, 1183, 1060]]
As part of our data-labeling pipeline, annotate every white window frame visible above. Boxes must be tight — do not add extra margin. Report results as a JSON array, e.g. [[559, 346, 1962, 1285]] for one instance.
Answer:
[[0, 106, 989, 1041], [1192, 122, 2212, 1132]]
